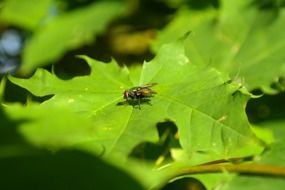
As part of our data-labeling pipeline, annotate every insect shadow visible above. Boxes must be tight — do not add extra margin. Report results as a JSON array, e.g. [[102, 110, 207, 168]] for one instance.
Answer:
[[116, 98, 152, 109]]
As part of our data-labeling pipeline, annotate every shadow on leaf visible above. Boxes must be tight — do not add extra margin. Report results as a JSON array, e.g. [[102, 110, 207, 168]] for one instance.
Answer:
[[129, 121, 181, 165], [117, 98, 152, 109]]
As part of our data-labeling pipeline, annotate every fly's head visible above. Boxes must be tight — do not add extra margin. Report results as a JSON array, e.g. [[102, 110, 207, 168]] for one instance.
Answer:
[[123, 90, 129, 100]]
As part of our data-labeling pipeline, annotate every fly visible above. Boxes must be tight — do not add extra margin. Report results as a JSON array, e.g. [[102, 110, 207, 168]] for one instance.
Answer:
[[123, 83, 157, 109]]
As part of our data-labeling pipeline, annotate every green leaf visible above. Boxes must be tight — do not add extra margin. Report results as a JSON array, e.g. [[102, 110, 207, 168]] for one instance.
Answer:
[[223, 175, 285, 190], [251, 125, 274, 145], [3, 103, 101, 151], [0, 124, 145, 190], [0, 0, 52, 30], [210, 120, 285, 190], [257, 120, 285, 166], [152, 0, 285, 93], [9, 60, 158, 158], [20, 1, 126, 74], [258, 120, 285, 141], [9, 39, 263, 162], [0, 103, 167, 189], [151, 7, 216, 52], [0, 77, 6, 102]]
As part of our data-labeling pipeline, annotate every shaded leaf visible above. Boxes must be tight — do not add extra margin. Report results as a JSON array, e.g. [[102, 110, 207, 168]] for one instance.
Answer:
[[0, 149, 145, 190], [0, 104, 157, 189]]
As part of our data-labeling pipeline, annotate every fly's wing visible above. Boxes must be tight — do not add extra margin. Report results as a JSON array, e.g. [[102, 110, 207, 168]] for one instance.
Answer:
[[141, 83, 157, 97], [141, 83, 158, 88], [141, 87, 156, 97]]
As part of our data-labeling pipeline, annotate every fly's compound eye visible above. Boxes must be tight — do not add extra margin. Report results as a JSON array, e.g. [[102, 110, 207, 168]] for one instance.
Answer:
[[123, 91, 128, 99]]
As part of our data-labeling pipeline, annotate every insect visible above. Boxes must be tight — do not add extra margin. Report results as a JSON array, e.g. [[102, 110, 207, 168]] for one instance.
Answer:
[[123, 83, 157, 109]]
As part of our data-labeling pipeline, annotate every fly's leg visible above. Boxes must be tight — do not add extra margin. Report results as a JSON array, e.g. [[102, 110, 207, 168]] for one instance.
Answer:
[[138, 98, 141, 109]]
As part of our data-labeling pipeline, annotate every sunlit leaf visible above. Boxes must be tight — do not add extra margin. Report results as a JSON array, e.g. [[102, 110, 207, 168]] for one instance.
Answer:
[[9, 38, 263, 161]]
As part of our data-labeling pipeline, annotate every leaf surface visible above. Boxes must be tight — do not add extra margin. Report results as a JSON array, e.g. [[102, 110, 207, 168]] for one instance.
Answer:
[[9, 39, 262, 162], [217, 120, 285, 190]]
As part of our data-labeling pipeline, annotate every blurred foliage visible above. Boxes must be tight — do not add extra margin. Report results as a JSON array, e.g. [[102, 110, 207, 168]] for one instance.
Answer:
[[152, 0, 285, 93], [1, 0, 285, 190], [0, 0, 52, 30]]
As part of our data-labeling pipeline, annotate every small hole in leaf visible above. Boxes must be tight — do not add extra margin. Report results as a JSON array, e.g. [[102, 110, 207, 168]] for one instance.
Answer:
[[250, 89, 263, 96]]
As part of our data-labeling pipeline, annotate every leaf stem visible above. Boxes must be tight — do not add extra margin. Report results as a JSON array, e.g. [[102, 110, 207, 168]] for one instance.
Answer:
[[176, 163, 285, 177]]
